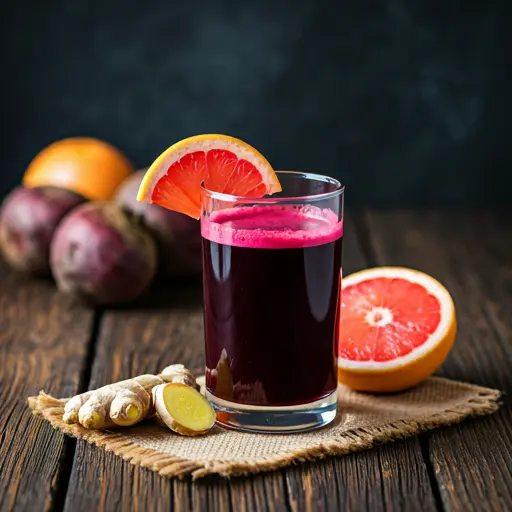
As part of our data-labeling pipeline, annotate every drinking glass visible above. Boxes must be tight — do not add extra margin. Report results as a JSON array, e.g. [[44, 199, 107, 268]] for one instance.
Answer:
[[201, 171, 344, 432]]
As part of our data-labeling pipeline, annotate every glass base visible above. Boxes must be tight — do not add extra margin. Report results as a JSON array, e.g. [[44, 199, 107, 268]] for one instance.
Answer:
[[206, 390, 337, 433]]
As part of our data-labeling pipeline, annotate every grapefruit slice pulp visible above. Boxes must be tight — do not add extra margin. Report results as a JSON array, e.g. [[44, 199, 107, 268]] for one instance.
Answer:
[[338, 267, 456, 392], [137, 134, 281, 219]]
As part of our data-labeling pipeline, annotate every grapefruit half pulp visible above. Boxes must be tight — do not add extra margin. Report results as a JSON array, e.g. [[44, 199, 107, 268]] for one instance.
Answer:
[[137, 135, 281, 219], [338, 267, 457, 392]]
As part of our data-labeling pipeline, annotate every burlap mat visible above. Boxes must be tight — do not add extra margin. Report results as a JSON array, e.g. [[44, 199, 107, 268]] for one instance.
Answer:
[[28, 376, 499, 480]]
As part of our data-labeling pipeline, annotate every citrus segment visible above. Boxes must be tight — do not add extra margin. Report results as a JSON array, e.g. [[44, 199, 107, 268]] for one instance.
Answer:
[[151, 151, 207, 215], [338, 267, 456, 392], [137, 135, 281, 219], [203, 149, 238, 192], [218, 159, 269, 197], [152, 172, 199, 219]]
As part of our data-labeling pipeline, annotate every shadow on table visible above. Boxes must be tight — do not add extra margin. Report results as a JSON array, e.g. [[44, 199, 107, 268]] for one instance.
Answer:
[[117, 275, 204, 312]]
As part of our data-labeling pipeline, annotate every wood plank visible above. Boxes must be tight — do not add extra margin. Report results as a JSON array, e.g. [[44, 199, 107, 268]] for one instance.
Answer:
[[365, 211, 512, 512], [283, 426, 437, 511], [62, 217, 438, 512], [189, 478, 232, 512], [0, 260, 95, 511]]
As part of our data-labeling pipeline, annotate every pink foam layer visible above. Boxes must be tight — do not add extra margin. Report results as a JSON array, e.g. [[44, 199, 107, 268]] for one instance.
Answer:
[[201, 205, 343, 249]]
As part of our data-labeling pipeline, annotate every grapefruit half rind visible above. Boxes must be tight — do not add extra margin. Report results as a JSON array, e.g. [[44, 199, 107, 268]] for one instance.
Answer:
[[137, 134, 281, 219], [338, 267, 457, 392]]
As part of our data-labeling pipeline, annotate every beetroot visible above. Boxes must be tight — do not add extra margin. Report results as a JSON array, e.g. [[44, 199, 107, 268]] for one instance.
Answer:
[[0, 186, 84, 275], [115, 170, 201, 277], [50, 201, 157, 306]]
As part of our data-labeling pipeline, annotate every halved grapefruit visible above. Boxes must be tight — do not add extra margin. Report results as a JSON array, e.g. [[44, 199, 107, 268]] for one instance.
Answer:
[[338, 267, 456, 392], [137, 135, 281, 219]]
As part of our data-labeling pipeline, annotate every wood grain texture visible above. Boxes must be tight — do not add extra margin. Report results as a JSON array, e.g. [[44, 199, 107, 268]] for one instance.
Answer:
[[284, 439, 437, 512], [227, 472, 290, 512], [365, 211, 512, 512], [0, 260, 95, 511]]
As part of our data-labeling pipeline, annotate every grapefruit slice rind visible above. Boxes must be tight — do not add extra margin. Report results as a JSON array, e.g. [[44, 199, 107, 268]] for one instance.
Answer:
[[338, 267, 457, 392], [137, 134, 281, 219]]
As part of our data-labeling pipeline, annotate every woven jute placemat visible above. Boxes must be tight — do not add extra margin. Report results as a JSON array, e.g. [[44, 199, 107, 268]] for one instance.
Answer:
[[28, 376, 499, 480]]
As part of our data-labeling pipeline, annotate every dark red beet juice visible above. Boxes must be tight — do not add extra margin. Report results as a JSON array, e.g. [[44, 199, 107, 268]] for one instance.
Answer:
[[202, 204, 343, 407]]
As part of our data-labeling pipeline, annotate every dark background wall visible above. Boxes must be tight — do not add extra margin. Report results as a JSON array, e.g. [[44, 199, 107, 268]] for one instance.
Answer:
[[1, 0, 510, 208]]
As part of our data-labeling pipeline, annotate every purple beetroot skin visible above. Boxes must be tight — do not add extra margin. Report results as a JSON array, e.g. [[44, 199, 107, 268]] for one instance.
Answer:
[[50, 201, 157, 306], [0, 186, 84, 275], [115, 170, 202, 277]]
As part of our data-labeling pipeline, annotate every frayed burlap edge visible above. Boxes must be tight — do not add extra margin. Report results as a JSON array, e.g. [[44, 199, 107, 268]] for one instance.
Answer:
[[28, 386, 500, 480]]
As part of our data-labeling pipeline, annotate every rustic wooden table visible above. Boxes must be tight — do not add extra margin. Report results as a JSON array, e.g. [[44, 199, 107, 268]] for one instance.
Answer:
[[1, 211, 511, 512]]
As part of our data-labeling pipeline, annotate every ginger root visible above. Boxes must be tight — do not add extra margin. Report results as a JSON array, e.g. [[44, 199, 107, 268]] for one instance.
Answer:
[[153, 382, 216, 436], [63, 364, 199, 429]]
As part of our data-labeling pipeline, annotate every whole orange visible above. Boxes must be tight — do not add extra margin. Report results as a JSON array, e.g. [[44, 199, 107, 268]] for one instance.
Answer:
[[23, 138, 134, 200]]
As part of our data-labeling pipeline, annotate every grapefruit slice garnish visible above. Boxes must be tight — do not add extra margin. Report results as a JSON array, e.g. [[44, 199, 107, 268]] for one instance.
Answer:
[[338, 267, 457, 392], [137, 134, 281, 219]]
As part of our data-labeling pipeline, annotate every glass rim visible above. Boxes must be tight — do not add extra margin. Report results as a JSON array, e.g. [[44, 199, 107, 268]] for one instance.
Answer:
[[200, 170, 345, 203]]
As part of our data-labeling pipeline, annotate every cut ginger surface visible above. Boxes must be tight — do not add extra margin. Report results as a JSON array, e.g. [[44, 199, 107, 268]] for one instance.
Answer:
[[154, 383, 216, 436]]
